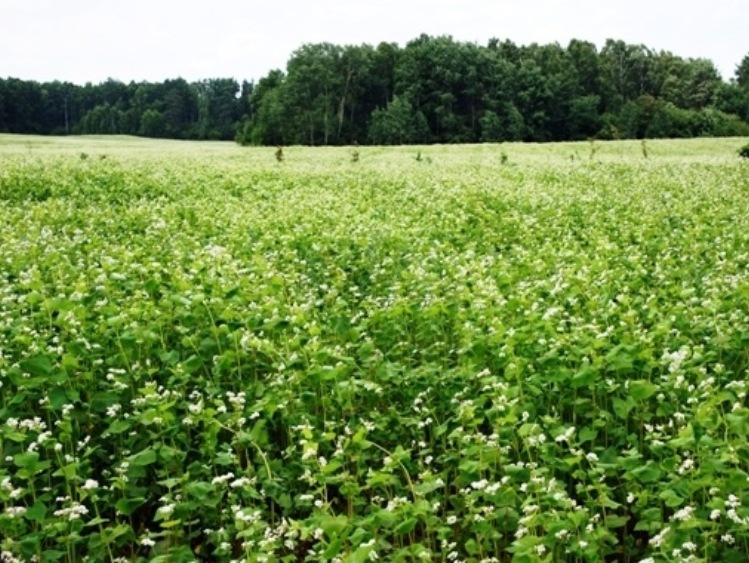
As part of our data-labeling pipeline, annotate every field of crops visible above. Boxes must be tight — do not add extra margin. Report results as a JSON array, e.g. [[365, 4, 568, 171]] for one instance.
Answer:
[[1, 135, 749, 562]]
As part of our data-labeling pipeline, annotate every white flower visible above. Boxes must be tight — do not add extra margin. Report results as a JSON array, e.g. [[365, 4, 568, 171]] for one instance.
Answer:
[[81, 479, 99, 491], [230, 477, 253, 488], [672, 506, 694, 522], [54, 502, 89, 520], [555, 426, 575, 443], [4, 506, 26, 518], [727, 508, 747, 524], [211, 473, 234, 485], [471, 479, 488, 490], [649, 526, 670, 548]]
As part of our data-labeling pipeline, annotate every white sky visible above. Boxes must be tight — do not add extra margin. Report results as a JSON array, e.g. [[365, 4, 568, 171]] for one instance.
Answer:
[[1, 0, 746, 84]]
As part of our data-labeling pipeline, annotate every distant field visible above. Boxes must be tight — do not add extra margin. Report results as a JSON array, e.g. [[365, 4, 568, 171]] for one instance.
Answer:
[[1, 135, 749, 562], [0, 133, 746, 161]]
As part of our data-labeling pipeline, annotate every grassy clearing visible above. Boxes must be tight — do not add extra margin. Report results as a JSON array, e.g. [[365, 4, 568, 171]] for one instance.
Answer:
[[1, 135, 749, 562]]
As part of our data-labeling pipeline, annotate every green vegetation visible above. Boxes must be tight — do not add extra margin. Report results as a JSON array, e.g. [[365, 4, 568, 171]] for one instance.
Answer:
[[1, 39, 749, 144], [1, 135, 749, 562]]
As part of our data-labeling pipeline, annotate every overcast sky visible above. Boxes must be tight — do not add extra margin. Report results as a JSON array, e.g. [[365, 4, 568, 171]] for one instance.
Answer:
[[1, 0, 746, 84]]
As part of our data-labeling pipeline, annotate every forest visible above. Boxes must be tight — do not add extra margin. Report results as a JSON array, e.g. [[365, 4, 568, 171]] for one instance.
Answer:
[[2, 35, 749, 145]]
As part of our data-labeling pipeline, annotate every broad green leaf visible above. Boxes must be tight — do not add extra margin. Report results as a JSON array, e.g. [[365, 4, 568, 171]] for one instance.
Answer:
[[571, 366, 597, 388], [630, 380, 657, 401], [128, 448, 157, 467], [115, 497, 146, 516], [394, 517, 418, 535], [632, 463, 662, 483], [20, 355, 54, 376], [26, 500, 47, 523]]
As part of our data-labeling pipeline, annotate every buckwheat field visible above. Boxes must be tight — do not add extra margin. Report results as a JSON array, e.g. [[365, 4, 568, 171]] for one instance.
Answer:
[[1, 135, 749, 562]]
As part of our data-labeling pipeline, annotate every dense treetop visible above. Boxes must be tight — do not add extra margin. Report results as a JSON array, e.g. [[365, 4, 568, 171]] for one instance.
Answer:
[[2, 36, 748, 144]]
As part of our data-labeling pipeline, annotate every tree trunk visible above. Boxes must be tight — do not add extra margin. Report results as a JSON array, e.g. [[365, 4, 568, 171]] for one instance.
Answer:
[[338, 67, 354, 138]]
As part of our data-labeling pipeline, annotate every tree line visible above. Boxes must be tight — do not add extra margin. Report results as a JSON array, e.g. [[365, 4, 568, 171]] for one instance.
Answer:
[[0, 77, 250, 140], [2, 36, 749, 145]]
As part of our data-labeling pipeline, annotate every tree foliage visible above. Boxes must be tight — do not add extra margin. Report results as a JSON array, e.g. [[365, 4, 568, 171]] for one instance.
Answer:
[[0, 77, 249, 141], [1, 38, 748, 144]]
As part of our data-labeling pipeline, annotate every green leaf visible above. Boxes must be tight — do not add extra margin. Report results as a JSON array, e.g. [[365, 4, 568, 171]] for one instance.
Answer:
[[250, 419, 268, 445], [372, 508, 397, 528], [26, 500, 47, 523], [14, 451, 40, 470], [318, 514, 349, 537], [115, 497, 146, 516], [128, 448, 157, 466], [103, 523, 132, 542], [630, 380, 657, 401], [49, 387, 70, 409], [571, 366, 597, 388], [4, 430, 28, 443], [107, 419, 132, 434], [349, 527, 369, 547], [465, 539, 480, 555], [632, 462, 662, 483], [40, 549, 66, 562], [394, 517, 418, 535], [316, 537, 341, 560], [181, 355, 203, 374], [21, 355, 54, 376], [578, 426, 597, 443], [606, 515, 629, 528], [613, 397, 635, 420], [158, 444, 185, 463], [224, 287, 240, 299], [669, 424, 695, 448], [275, 492, 292, 509], [348, 545, 374, 563], [52, 462, 78, 480], [727, 414, 747, 438], [90, 392, 119, 413], [185, 481, 214, 501], [160, 349, 180, 366], [169, 294, 192, 307], [659, 489, 684, 508]]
